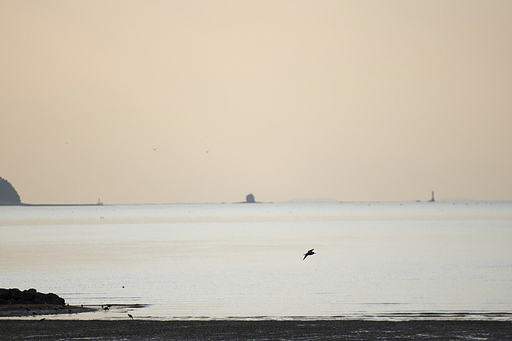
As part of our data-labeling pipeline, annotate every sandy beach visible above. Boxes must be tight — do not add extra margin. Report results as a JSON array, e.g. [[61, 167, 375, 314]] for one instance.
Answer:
[[1, 319, 511, 340]]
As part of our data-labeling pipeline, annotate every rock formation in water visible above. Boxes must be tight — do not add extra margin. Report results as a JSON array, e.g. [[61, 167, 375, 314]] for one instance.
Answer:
[[246, 193, 255, 203], [0, 177, 21, 205], [0, 288, 65, 305]]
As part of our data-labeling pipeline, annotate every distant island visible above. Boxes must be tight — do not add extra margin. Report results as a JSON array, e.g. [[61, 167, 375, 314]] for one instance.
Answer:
[[0, 177, 21, 205], [0, 177, 104, 206]]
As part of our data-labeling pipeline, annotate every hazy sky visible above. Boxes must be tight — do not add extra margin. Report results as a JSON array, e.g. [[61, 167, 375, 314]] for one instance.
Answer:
[[1, 1, 511, 204]]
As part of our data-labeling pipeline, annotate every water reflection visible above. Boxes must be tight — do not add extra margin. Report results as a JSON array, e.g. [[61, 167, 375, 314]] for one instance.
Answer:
[[1, 202, 511, 320]]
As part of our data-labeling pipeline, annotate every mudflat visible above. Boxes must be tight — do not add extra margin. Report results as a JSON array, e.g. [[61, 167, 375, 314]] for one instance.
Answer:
[[1, 319, 511, 340]]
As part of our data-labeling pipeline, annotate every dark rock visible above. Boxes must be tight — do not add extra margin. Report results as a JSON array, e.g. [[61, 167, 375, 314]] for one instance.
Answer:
[[34, 293, 46, 303], [22, 289, 35, 300], [45, 293, 65, 305], [9, 289, 22, 299], [0, 288, 65, 306], [246, 193, 255, 203], [0, 289, 9, 299]]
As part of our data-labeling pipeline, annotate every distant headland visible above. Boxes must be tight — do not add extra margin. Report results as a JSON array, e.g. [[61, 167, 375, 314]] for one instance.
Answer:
[[0, 176, 103, 206], [0, 177, 21, 205]]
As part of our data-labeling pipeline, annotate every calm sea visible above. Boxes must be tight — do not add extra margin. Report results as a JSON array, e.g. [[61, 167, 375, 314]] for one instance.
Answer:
[[1, 202, 511, 320]]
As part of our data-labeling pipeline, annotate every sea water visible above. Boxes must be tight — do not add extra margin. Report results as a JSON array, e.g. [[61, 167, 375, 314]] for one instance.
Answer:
[[1, 202, 511, 320]]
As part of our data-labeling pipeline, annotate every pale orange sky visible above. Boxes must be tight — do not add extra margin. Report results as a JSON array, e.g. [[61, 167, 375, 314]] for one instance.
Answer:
[[1, 0, 511, 204]]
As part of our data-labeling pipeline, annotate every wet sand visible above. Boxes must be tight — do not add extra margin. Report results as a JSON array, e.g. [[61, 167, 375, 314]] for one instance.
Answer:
[[1, 319, 511, 340]]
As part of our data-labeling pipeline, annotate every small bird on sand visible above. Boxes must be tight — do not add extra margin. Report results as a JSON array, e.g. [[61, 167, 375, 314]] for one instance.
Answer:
[[303, 249, 315, 260], [128, 314, 133, 319]]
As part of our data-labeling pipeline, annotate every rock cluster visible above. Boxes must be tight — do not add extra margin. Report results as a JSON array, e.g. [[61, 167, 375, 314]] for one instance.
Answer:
[[0, 288, 65, 306]]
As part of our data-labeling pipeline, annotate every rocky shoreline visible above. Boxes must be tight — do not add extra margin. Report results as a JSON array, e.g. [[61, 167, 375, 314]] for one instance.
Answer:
[[0, 288, 65, 306], [0, 288, 96, 317]]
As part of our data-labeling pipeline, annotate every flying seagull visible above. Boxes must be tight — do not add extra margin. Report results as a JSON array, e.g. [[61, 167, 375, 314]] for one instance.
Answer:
[[303, 248, 315, 260]]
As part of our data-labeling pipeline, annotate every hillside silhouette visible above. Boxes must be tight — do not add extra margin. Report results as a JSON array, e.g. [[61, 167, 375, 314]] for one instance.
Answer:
[[0, 177, 21, 205]]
